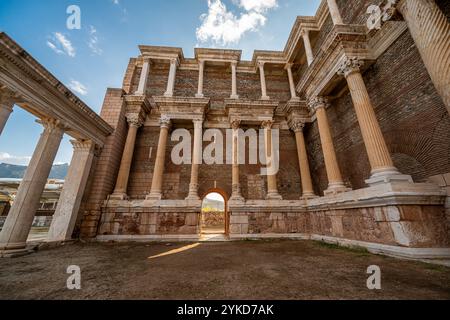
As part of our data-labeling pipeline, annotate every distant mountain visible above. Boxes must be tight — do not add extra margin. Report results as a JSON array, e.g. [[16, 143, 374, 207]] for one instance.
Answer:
[[0, 163, 69, 180], [202, 198, 225, 211]]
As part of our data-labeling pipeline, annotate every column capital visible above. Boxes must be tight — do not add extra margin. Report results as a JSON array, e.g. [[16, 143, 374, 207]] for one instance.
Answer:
[[290, 120, 305, 133], [159, 115, 172, 129], [169, 57, 179, 67], [285, 62, 294, 70], [230, 119, 241, 130], [257, 61, 266, 69], [37, 118, 67, 133], [141, 56, 152, 64], [70, 139, 95, 152], [261, 120, 274, 129], [337, 57, 364, 78], [192, 118, 203, 128], [231, 60, 238, 67], [308, 96, 330, 112], [300, 29, 310, 37], [126, 113, 144, 128]]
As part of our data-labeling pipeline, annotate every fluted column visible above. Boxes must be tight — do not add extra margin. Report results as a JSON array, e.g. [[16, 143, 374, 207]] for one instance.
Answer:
[[397, 0, 450, 115], [164, 58, 178, 97], [262, 120, 282, 200], [186, 118, 203, 200], [258, 61, 270, 100], [286, 63, 299, 101], [0, 119, 64, 254], [230, 61, 239, 99], [196, 60, 205, 98], [110, 114, 143, 200], [147, 115, 171, 200], [301, 30, 314, 66], [0, 91, 15, 136], [136, 57, 151, 95], [338, 57, 412, 185], [229, 120, 244, 202], [327, 0, 344, 25], [310, 97, 349, 195], [47, 139, 95, 241], [290, 121, 317, 199]]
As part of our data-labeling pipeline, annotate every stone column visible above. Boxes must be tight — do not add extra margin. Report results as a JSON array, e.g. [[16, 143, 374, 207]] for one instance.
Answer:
[[135, 57, 151, 95], [230, 120, 244, 202], [301, 30, 314, 66], [397, 0, 450, 115], [47, 140, 95, 242], [0, 98, 14, 136], [196, 60, 205, 98], [286, 63, 299, 101], [230, 61, 239, 99], [337, 57, 411, 185], [291, 121, 317, 199], [147, 115, 171, 200], [258, 61, 270, 100], [262, 120, 282, 200], [309, 97, 349, 195], [110, 114, 143, 200], [327, 0, 344, 25], [186, 119, 203, 200], [164, 58, 178, 97], [0, 119, 64, 254]]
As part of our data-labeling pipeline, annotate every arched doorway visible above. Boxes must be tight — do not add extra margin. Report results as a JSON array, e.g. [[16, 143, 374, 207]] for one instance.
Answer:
[[200, 189, 229, 235]]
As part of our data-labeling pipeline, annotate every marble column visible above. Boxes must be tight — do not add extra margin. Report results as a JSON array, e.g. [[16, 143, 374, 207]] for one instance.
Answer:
[[230, 61, 239, 99], [337, 57, 411, 185], [286, 63, 299, 101], [186, 118, 203, 200], [135, 57, 151, 95], [0, 91, 14, 135], [301, 30, 314, 66], [47, 139, 95, 242], [291, 121, 317, 199], [110, 114, 143, 200], [327, 0, 344, 25], [258, 61, 270, 100], [196, 60, 205, 98], [397, 0, 450, 115], [147, 115, 171, 200], [262, 120, 282, 200], [164, 58, 178, 97], [229, 120, 244, 202], [0, 119, 64, 254], [309, 97, 349, 195]]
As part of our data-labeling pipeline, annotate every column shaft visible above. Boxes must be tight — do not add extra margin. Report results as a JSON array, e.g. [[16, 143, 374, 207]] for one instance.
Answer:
[[110, 115, 142, 199], [0, 119, 63, 253], [398, 0, 450, 115], [0, 102, 13, 136], [147, 116, 171, 200], [230, 121, 244, 202], [47, 140, 95, 241], [301, 30, 314, 66], [327, 0, 344, 25], [230, 62, 239, 99], [258, 62, 270, 100], [263, 121, 282, 200], [293, 125, 316, 198], [286, 64, 298, 100], [164, 59, 178, 97], [136, 59, 150, 95], [196, 60, 205, 98], [186, 119, 203, 200]]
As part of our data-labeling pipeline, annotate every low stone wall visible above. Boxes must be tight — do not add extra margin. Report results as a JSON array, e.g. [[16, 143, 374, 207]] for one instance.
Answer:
[[201, 211, 225, 228]]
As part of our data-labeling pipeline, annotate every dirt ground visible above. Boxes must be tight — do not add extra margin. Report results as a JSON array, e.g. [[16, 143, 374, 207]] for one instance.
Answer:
[[0, 240, 449, 300]]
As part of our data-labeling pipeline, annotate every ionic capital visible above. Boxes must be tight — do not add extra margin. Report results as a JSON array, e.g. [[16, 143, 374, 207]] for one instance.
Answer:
[[337, 57, 364, 78], [285, 62, 294, 71], [300, 29, 310, 38], [159, 115, 172, 129], [126, 113, 144, 128], [169, 57, 179, 66], [308, 96, 330, 112]]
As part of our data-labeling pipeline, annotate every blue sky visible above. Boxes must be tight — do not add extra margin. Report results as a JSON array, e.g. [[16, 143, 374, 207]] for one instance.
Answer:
[[0, 0, 320, 166]]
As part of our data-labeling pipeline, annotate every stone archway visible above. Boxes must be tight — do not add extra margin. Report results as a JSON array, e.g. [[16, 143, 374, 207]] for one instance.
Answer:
[[200, 188, 229, 235]]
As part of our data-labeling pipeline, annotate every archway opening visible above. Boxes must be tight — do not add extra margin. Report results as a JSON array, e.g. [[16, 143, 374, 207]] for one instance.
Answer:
[[201, 191, 227, 235]]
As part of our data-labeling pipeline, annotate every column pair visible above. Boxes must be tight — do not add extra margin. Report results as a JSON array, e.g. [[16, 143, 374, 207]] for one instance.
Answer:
[[0, 119, 64, 254]]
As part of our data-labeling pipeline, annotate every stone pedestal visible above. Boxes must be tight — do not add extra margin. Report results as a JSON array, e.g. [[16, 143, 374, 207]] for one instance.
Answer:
[[47, 140, 95, 242], [0, 119, 64, 254]]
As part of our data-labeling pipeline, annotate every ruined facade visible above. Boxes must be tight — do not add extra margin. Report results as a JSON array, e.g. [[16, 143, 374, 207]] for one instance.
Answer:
[[1, 0, 450, 259]]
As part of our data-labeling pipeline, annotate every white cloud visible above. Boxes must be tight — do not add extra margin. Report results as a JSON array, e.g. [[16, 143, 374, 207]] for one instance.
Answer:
[[68, 80, 88, 96], [88, 26, 103, 55], [47, 32, 76, 57], [196, 0, 278, 46], [0, 152, 32, 166], [112, 0, 120, 4]]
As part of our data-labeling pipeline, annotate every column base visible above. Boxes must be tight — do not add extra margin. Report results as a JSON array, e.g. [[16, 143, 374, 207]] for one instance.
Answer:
[[230, 94, 239, 100], [185, 194, 200, 200], [261, 96, 270, 101], [163, 92, 173, 98], [366, 168, 413, 187], [109, 192, 129, 201], [195, 93, 204, 98], [229, 194, 245, 204], [266, 191, 283, 200], [0, 241, 33, 258], [290, 97, 301, 102], [324, 183, 352, 196], [146, 191, 162, 201], [301, 192, 319, 200]]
